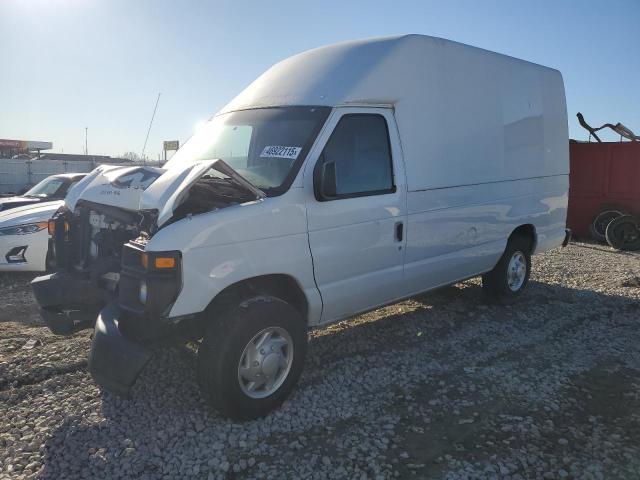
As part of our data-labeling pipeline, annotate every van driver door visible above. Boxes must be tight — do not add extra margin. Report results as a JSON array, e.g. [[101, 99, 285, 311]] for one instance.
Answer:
[[304, 107, 407, 324]]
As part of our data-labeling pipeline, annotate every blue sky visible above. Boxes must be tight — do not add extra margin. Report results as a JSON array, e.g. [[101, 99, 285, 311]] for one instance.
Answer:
[[1, 0, 638, 159]]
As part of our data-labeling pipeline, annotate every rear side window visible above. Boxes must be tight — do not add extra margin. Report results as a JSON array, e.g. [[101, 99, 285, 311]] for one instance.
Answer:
[[317, 114, 394, 199]]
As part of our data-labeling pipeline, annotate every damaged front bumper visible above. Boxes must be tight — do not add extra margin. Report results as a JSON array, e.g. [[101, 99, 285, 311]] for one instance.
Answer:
[[31, 272, 107, 335], [32, 248, 196, 397], [31, 272, 150, 395], [89, 302, 153, 397], [32, 273, 151, 396]]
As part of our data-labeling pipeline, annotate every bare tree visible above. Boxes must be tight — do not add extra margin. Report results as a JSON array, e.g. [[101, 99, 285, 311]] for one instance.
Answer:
[[121, 151, 141, 162]]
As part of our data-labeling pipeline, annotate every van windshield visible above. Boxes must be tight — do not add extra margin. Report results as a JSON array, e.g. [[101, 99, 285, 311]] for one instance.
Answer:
[[165, 106, 331, 195]]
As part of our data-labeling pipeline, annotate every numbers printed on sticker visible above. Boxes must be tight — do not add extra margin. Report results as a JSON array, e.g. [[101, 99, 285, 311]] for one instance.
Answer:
[[260, 145, 302, 160]]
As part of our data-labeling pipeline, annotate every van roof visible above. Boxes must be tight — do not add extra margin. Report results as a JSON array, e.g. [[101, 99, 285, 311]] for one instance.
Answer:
[[221, 34, 567, 191], [220, 34, 559, 114]]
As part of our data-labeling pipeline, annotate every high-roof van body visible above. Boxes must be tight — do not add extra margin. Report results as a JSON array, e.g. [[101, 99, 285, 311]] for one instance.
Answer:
[[33, 35, 569, 419]]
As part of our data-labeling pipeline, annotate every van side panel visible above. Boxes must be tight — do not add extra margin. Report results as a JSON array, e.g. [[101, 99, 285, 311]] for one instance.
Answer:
[[383, 39, 569, 191], [402, 176, 568, 293]]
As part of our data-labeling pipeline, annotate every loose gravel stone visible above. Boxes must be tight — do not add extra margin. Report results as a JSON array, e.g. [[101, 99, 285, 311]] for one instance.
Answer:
[[1, 242, 640, 479]]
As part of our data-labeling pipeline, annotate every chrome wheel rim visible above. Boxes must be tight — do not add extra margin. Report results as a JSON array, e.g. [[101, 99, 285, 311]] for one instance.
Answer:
[[237, 327, 294, 399], [507, 251, 527, 291]]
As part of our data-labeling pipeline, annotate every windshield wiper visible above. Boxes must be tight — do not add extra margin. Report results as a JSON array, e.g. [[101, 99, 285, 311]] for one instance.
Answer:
[[210, 159, 266, 200]]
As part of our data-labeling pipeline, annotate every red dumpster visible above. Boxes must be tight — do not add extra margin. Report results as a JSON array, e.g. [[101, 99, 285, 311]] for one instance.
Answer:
[[568, 141, 640, 239]]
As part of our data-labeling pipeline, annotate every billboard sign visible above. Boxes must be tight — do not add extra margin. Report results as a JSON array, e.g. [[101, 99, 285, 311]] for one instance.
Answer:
[[163, 140, 179, 151]]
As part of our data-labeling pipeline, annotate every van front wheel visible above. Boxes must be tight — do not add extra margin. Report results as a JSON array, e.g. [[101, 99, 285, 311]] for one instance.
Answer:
[[197, 295, 307, 420], [482, 236, 531, 303]]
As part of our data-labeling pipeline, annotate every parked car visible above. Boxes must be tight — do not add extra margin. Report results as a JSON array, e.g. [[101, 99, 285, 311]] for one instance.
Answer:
[[0, 201, 63, 271], [0, 173, 86, 212], [32, 34, 570, 420]]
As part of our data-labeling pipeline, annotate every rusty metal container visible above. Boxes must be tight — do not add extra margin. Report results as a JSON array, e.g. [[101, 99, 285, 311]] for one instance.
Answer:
[[568, 141, 640, 238]]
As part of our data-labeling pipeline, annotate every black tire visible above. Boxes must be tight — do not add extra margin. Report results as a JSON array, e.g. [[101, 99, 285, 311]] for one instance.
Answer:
[[589, 210, 623, 242], [482, 235, 532, 303], [197, 295, 307, 420], [605, 215, 640, 251]]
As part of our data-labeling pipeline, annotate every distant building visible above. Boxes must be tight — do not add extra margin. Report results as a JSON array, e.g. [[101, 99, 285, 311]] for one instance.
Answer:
[[0, 139, 53, 159], [38, 153, 133, 164]]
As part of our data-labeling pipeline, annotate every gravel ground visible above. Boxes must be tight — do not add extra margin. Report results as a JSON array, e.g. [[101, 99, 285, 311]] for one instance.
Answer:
[[1, 242, 640, 479]]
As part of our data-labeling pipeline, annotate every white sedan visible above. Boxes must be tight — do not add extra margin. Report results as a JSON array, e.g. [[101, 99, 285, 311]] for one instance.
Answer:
[[0, 200, 62, 271]]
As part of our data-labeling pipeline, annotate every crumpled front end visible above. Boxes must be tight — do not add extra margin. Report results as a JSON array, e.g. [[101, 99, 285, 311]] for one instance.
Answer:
[[31, 272, 106, 335], [89, 302, 153, 397], [31, 199, 158, 334], [31, 204, 188, 396], [31, 159, 262, 395]]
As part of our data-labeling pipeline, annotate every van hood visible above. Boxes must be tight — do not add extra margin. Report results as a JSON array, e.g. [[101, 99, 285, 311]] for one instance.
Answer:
[[65, 164, 166, 212], [65, 160, 263, 227]]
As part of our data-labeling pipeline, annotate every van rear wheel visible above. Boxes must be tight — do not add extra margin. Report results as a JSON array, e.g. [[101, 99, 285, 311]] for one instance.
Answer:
[[482, 236, 532, 303], [197, 295, 307, 420]]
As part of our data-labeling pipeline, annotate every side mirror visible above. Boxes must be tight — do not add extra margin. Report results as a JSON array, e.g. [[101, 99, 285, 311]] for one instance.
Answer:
[[315, 161, 336, 200]]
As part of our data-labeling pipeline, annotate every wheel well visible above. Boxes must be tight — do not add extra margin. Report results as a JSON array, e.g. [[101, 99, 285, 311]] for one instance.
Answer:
[[510, 224, 537, 253], [204, 274, 309, 322]]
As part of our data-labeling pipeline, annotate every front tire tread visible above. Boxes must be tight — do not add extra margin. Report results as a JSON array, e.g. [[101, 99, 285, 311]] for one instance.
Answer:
[[197, 295, 307, 420]]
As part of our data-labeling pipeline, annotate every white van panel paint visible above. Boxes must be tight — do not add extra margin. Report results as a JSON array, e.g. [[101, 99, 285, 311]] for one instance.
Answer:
[[104, 35, 568, 325], [147, 188, 323, 322], [402, 176, 568, 295]]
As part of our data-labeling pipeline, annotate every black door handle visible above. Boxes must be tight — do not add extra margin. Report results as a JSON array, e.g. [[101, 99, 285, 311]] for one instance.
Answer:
[[395, 221, 403, 242]]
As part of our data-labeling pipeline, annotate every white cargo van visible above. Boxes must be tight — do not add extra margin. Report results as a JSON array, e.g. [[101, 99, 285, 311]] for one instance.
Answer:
[[32, 34, 570, 420]]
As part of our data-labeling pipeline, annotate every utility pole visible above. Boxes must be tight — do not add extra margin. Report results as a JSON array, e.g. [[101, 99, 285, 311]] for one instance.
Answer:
[[85, 127, 88, 155]]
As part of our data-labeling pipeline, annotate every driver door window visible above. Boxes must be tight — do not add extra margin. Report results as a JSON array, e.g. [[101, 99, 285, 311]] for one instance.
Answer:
[[315, 114, 395, 200]]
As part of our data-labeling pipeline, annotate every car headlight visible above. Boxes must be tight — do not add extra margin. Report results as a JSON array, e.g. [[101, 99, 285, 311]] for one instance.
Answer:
[[0, 222, 48, 236]]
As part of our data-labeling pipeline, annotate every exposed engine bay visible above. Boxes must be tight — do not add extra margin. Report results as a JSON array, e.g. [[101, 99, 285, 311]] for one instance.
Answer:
[[51, 167, 259, 293], [50, 201, 153, 293], [172, 174, 257, 221]]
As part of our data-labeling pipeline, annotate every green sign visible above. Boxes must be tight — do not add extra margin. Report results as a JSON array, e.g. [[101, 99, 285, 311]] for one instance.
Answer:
[[163, 140, 179, 151]]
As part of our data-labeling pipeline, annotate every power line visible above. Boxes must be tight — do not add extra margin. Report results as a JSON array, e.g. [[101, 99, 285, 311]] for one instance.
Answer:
[[141, 92, 161, 164]]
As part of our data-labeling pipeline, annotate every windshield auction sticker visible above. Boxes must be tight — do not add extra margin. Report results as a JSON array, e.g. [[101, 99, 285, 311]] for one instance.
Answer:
[[260, 146, 302, 160]]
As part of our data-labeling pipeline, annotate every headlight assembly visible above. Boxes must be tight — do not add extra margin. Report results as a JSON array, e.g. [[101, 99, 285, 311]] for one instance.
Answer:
[[0, 222, 48, 236]]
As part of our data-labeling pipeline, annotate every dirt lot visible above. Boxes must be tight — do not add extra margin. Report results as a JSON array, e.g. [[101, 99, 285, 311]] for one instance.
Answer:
[[1, 242, 640, 479]]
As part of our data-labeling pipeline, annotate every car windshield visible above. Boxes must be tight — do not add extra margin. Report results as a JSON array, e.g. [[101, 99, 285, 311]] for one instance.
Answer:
[[164, 106, 331, 195], [24, 177, 66, 197]]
